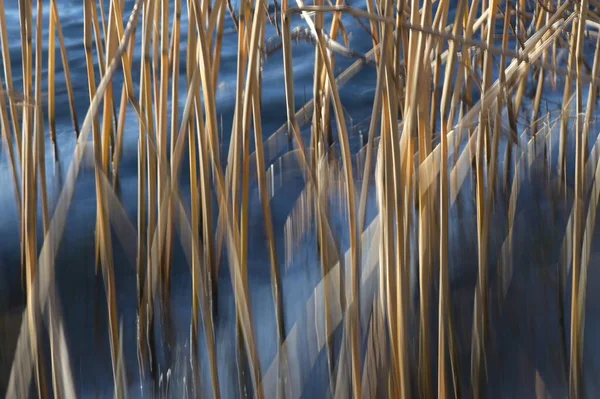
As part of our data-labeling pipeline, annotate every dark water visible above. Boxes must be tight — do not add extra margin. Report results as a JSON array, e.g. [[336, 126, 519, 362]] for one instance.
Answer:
[[2, 1, 600, 398], [0, 1, 383, 397]]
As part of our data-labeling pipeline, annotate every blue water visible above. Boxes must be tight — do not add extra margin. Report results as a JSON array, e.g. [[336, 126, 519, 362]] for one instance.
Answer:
[[3, 1, 600, 398], [0, 1, 384, 397]]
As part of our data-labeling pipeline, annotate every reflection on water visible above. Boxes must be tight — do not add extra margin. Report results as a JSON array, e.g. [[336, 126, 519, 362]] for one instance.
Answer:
[[2, 0, 600, 398]]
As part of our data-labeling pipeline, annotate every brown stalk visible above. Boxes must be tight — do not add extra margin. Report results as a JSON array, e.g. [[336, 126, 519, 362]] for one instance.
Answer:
[[0, 85, 22, 223], [187, 66, 202, 396], [90, 0, 121, 385], [471, 0, 500, 394], [51, 0, 81, 137], [281, 10, 379, 397], [316, 29, 361, 399], [576, 5, 600, 389], [250, 17, 288, 399], [437, 0, 466, 395], [0, 0, 23, 158], [112, 5, 139, 186], [558, 14, 578, 193], [190, 2, 265, 395], [569, 0, 589, 396], [187, 15, 218, 394], [212, 0, 243, 277], [18, 1, 47, 396], [415, 1, 436, 397], [48, 2, 57, 158], [155, 0, 174, 360], [141, 0, 160, 381], [6, 3, 144, 397], [90, 0, 107, 79]]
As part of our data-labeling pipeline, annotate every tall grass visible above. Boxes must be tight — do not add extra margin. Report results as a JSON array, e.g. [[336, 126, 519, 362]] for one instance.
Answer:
[[1, 0, 599, 397]]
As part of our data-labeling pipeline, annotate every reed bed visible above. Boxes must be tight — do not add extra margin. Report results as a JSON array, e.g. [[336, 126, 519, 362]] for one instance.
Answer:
[[1, 0, 600, 397]]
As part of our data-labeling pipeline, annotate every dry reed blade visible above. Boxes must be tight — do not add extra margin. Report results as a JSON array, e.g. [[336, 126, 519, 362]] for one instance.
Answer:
[[309, 0, 336, 391], [531, 45, 547, 135], [102, 0, 119, 172], [316, 29, 361, 399], [83, 0, 103, 274], [281, 3, 391, 298], [114, 321, 127, 398], [317, 151, 337, 395], [235, 0, 254, 393], [48, 2, 57, 158], [109, 0, 137, 104], [3, 1, 597, 398], [380, 90, 399, 398], [51, 0, 81, 137], [34, 0, 49, 258], [0, 84, 22, 223], [202, 0, 232, 284], [319, 0, 349, 159], [569, 0, 589, 396], [438, 1, 467, 397], [471, 0, 500, 394], [210, 0, 227, 90], [494, 0, 512, 292], [152, 2, 160, 126], [110, 0, 141, 186], [141, 0, 162, 381], [184, 12, 218, 396], [559, 13, 579, 194], [392, 0, 429, 394], [428, 0, 451, 160], [417, 7, 574, 204], [416, 1, 436, 397], [6, 2, 144, 396], [82, 1, 123, 389], [254, 41, 378, 177], [357, 13, 393, 237], [361, 301, 378, 398], [47, 286, 77, 399], [91, 0, 108, 79], [249, 29, 287, 399], [191, 2, 265, 395], [113, 83, 130, 187], [235, 2, 282, 397], [280, 9, 389, 395], [212, 0, 254, 393], [18, 0, 48, 396], [96, 2, 120, 281], [0, 0, 23, 159], [162, 0, 183, 342], [322, 1, 354, 336], [186, 67, 203, 395], [186, 65, 221, 399], [575, 8, 600, 393], [154, 0, 175, 359], [34, 0, 51, 395], [92, 70, 121, 399], [135, 0, 156, 379]]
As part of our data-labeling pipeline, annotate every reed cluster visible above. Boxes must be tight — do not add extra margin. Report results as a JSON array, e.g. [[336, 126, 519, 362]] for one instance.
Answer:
[[1, 0, 600, 397]]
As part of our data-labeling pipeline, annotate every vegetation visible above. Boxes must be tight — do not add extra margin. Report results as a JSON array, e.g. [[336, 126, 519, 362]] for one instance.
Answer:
[[1, 0, 599, 397]]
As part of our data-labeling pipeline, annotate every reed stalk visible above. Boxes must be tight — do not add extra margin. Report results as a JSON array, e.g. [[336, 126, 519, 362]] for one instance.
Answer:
[[4, 1, 599, 398]]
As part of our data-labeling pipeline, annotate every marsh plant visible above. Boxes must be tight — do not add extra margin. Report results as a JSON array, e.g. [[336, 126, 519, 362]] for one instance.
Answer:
[[1, 0, 600, 397]]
